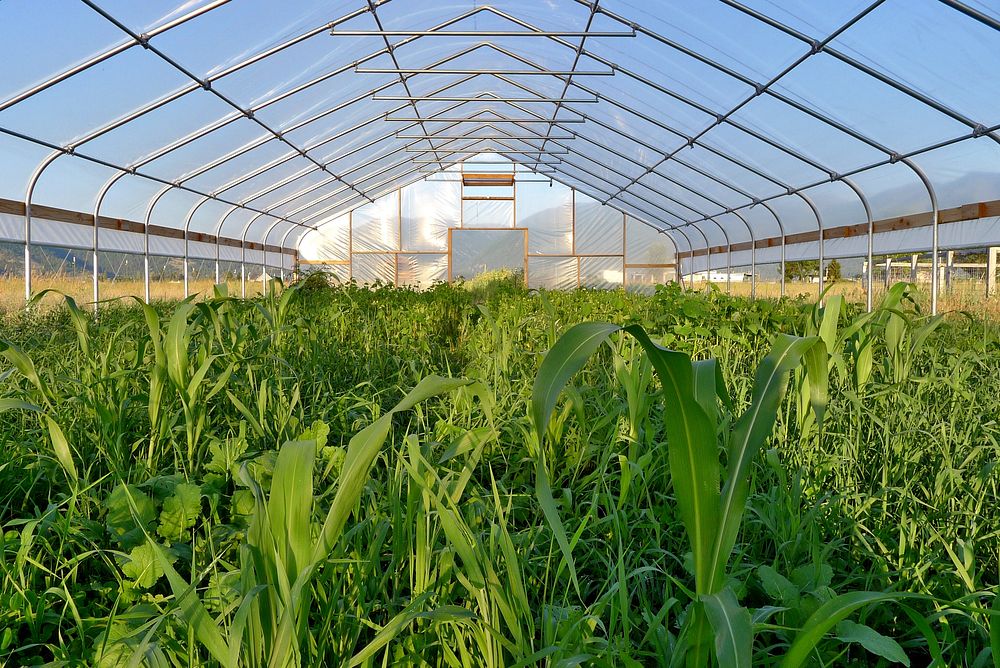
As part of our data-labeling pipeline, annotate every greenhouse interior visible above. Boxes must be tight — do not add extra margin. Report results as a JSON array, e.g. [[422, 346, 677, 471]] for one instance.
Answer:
[[2, 1, 1000, 666]]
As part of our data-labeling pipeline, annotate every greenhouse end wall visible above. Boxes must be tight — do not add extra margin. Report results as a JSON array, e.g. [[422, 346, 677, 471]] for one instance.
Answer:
[[298, 168, 677, 293]]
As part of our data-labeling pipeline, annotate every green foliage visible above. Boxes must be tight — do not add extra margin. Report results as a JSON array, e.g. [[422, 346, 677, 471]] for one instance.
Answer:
[[784, 260, 819, 281], [826, 258, 842, 281], [0, 280, 997, 666]]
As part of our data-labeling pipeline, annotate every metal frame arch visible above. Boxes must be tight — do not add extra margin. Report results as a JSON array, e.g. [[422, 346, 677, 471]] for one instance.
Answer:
[[92, 169, 131, 314], [795, 192, 826, 299], [23, 149, 65, 302], [142, 184, 177, 304], [481, 68, 867, 268], [900, 158, 941, 314], [840, 176, 876, 311], [239, 213, 267, 298], [458, 9, 964, 280], [729, 210, 758, 299], [687, 223, 714, 287], [278, 225, 302, 282], [181, 196, 215, 298], [212, 205, 241, 285]]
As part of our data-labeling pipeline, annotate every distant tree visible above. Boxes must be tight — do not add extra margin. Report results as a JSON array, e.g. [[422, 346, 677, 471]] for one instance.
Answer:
[[826, 258, 842, 281], [784, 260, 819, 282]]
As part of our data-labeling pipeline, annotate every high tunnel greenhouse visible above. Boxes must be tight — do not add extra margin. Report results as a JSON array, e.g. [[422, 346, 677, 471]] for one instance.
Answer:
[[8, 3, 1000, 666], [1, 1, 999, 314]]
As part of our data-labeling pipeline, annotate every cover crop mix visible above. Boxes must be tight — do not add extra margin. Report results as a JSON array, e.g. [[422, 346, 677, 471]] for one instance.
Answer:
[[1, 274, 999, 666]]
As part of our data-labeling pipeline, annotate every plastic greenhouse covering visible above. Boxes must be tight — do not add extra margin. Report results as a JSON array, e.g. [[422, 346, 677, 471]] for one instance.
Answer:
[[0, 0, 996, 313]]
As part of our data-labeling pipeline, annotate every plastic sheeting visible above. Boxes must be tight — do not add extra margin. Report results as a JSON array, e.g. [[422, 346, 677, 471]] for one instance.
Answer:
[[462, 199, 514, 228], [351, 191, 400, 253], [625, 216, 676, 265], [451, 229, 525, 280], [397, 253, 448, 288], [300, 215, 349, 261], [528, 256, 577, 290], [575, 192, 624, 255], [351, 253, 395, 285], [626, 266, 675, 295], [0, 0, 997, 278], [580, 256, 624, 290], [517, 180, 573, 256], [401, 180, 459, 252]]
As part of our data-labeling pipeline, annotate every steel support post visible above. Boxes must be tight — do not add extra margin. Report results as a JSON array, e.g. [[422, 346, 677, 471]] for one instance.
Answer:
[[902, 159, 940, 314], [92, 170, 129, 314]]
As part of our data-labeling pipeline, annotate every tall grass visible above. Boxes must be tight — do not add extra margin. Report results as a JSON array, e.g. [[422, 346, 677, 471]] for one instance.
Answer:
[[0, 276, 998, 665]]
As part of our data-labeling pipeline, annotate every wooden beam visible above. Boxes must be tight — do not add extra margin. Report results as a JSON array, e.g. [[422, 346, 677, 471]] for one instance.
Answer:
[[0, 196, 297, 255], [677, 198, 1000, 259]]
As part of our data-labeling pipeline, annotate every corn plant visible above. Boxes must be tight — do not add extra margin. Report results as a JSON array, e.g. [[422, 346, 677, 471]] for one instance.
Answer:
[[126, 375, 475, 666], [529, 322, 915, 666]]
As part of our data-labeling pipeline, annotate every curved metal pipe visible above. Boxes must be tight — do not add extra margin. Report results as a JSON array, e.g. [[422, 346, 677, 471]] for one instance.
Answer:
[[670, 227, 694, 288], [239, 213, 267, 298], [901, 159, 940, 314], [703, 218, 733, 294], [687, 224, 713, 291], [278, 225, 299, 282], [212, 205, 241, 286], [92, 170, 129, 314], [795, 193, 824, 300], [841, 177, 875, 311], [182, 196, 212, 297], [261, 218, 287, 291], [731, 211, 757, 299], [143, 185, 175, 304], [756, 202, 786, 297], [23, 150, 64, 302]]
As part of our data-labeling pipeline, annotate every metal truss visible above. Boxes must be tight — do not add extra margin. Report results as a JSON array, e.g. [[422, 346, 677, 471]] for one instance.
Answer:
[[0, 0, 996, 311]]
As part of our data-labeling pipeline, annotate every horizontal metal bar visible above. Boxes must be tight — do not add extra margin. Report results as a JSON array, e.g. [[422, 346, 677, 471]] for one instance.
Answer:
[[410, 159, 561, 165], [384, 116, 585, 123], [420, 173, 556, 178], [396, 134, 575, 140], [331, 30, 635, 36], [358, 68, 614, 75], [373, 95, 599, 103], [405, 148, 569, 154]]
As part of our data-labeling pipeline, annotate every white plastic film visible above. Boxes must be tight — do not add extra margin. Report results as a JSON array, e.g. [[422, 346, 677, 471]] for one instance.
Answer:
[[0, 213, 22, 242], [401, 179, 460, 252], [220, 244, 242, 262], [450, 229, 525, 281], [625, 216, 675, 265], [626, 266, 675, 295], [580, 256, 624, 290], [33, 218, 92, 250], [575, 194, 624, 255], [528, 256, 578, 290], [149, 234, 185, 257], [351, 253, 395, 285], [189, 240, 216, 259], [517, 181, 573, 255], [462, 199, 514, 228], [300, 215, 349, 261], [351, 192, 400, 252], [99, 228, 145, 254], [244, 248, 264, 265], [396, 254, 448, 288], [303, 263, 350, 283]]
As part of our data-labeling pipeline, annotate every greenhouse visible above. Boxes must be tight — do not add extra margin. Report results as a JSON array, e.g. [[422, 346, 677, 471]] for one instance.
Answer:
[[2, 1, 1000, 666]]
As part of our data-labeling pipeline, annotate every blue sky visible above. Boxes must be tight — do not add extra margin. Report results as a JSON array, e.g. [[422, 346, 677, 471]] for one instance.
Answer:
[[0, 0, 998, 247]]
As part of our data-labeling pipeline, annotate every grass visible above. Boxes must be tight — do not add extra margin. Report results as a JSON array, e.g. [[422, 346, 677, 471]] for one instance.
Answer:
[[1, 274, 999, 666]]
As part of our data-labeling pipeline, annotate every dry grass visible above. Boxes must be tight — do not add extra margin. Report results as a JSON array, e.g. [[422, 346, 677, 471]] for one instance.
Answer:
[[0, 276, 264, 314], [4, 275, 1000, 321], [697, 279, 1000, 319]]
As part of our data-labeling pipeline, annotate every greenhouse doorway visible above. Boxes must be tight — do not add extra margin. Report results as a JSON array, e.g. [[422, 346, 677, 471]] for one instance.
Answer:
[[448, 228, 527, 284]]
